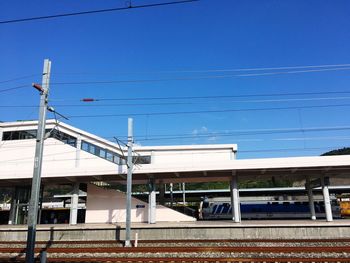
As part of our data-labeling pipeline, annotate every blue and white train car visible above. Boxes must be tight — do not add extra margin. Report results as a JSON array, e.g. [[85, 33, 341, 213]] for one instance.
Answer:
[[198, 197, 341, 220]]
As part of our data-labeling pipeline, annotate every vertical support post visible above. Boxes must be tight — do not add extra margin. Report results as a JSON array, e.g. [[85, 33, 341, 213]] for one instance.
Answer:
[[182, 182, 186, 206], [306, 177, 316, 220], [8, 187, 17, 225], [26, 59, 51, 263], [69, 182, 79, 225], [169, 183, 174, 208], [148, 179, 156, 224], [38, 186, 44, 224], [230, 173, 241, 223], [75, 135, 82, 168], [125, 118, 134, 247], [230, 181, 234, 221], [321, 177, 333, 222]]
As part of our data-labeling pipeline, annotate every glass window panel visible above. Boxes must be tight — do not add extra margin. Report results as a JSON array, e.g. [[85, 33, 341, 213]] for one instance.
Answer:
[[89, 144, 95, 154], [113, 155, 120, 164], [81, 141, 89, 152], [99, 149, 106, 158], [106, 152, 113, 161]]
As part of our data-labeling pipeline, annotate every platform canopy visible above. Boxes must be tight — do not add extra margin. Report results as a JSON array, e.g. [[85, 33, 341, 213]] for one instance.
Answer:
[[0, 120, 350, 186]]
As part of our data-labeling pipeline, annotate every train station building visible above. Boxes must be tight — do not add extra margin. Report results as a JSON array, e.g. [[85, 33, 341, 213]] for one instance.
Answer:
[[1, 119, 350, 226]]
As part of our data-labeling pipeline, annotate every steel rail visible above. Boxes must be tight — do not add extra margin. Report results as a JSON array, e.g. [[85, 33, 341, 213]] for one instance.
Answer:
[[1, 246, 350, 253], [0, 257, 350, 263], [1, 238, 350, 244]]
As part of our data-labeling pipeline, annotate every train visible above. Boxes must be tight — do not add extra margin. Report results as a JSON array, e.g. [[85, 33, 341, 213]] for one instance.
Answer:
[[198, 197, 342, 220]]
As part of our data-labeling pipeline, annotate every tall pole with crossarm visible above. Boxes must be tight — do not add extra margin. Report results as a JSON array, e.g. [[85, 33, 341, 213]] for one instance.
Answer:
[[125, 118, 133, 247], [26, 59, 51, 263]]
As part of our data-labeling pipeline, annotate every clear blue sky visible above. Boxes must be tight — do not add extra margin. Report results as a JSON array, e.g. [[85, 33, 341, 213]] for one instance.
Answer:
[[1, 0, 350, 159]]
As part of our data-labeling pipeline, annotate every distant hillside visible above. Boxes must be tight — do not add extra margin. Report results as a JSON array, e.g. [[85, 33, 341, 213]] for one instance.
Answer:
[[321, 147, 350, 156]]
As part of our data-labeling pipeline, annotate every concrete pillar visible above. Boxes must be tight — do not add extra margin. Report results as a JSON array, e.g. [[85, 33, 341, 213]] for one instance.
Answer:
[[8, 188, 17, 225], [321, 177, 333, 222], [306, 178, 316, 220], [230, 174, 241, 223], [75, 135, 82, 168], [182, 182, 186, 205], [148, 179, 156, 224], [169, 183, 174, 208], [69, 183, 80, 225]]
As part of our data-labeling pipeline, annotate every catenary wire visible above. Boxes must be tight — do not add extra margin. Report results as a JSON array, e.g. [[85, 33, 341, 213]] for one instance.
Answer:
[[0, 84, 30, 93], [53, 63, 350, 75], [3, 95, 350, 108], [115, 126, 350, 141], [0, 74, 38, 84], [0, 0, 199, 25], [48, 67, 350, 86], [50, 90, 350, 102], [66, 103, 350, 118]]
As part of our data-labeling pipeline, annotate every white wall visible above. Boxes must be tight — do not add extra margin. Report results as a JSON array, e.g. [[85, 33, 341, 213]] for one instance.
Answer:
[[0, 138, 119, 179], [85, 184, 196, 223]]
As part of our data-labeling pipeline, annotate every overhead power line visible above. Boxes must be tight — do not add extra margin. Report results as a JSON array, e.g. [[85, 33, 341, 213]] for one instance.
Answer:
[[3, 95, 350, 108], [0, 84, 29, 93], [0, 0, 199, 25], [0, 74, 38, 84], [49, 67, 350, 86], [48, 90, 350, 102], [131, 126, 350, 142], [67, 103, 350, 118], [54, 63, 350, 75]]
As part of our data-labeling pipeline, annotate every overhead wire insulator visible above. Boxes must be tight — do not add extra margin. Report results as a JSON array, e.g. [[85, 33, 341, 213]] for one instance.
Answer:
[[32, 83, 44, 92], [81, 98, 96, 102]]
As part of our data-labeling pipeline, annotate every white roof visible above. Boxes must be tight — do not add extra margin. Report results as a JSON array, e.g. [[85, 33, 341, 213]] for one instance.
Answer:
[[0, 120, 349, 185]]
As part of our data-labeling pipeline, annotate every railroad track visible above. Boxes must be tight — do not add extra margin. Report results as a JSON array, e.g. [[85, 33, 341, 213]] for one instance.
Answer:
[[1, 246, 350, 253], [0, 239, 349, 263], [0, 257, 349, 262]]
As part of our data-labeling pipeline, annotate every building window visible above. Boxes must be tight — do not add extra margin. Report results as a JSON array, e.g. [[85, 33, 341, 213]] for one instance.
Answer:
[[3, 130, 37, 140], [49, 129, 77, 147], [133, 155, 151, 164], [2, 129, 77, 147], [80, 140, 125, 165]]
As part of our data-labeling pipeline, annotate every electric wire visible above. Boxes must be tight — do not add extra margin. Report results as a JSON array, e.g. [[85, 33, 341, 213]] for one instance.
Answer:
[[53, 63, 350, 75], [3, 95, 350, 108], [48, 67, 350, 86], [66, 103, 350, 118], [0, 84, 29, 93], [132, 126, 350, 142], [49, 90, 350, 102], [0, 74, 38, 84], [0, 0, 199, 25]]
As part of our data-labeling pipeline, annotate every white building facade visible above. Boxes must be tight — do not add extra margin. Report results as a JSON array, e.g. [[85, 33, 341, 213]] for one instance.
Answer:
[[1, 120, 349, 225]]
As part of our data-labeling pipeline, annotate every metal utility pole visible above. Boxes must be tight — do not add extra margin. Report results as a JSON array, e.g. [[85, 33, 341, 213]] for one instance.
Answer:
[[25, 59, 51, 263], [125, 118, 133, 247]]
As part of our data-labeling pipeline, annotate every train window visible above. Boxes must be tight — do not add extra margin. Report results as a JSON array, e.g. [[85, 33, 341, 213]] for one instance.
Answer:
[[202, 201, 209, 208]]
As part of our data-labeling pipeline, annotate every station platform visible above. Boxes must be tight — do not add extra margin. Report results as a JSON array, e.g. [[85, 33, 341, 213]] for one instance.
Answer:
[[1, 219, 350, 241]]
